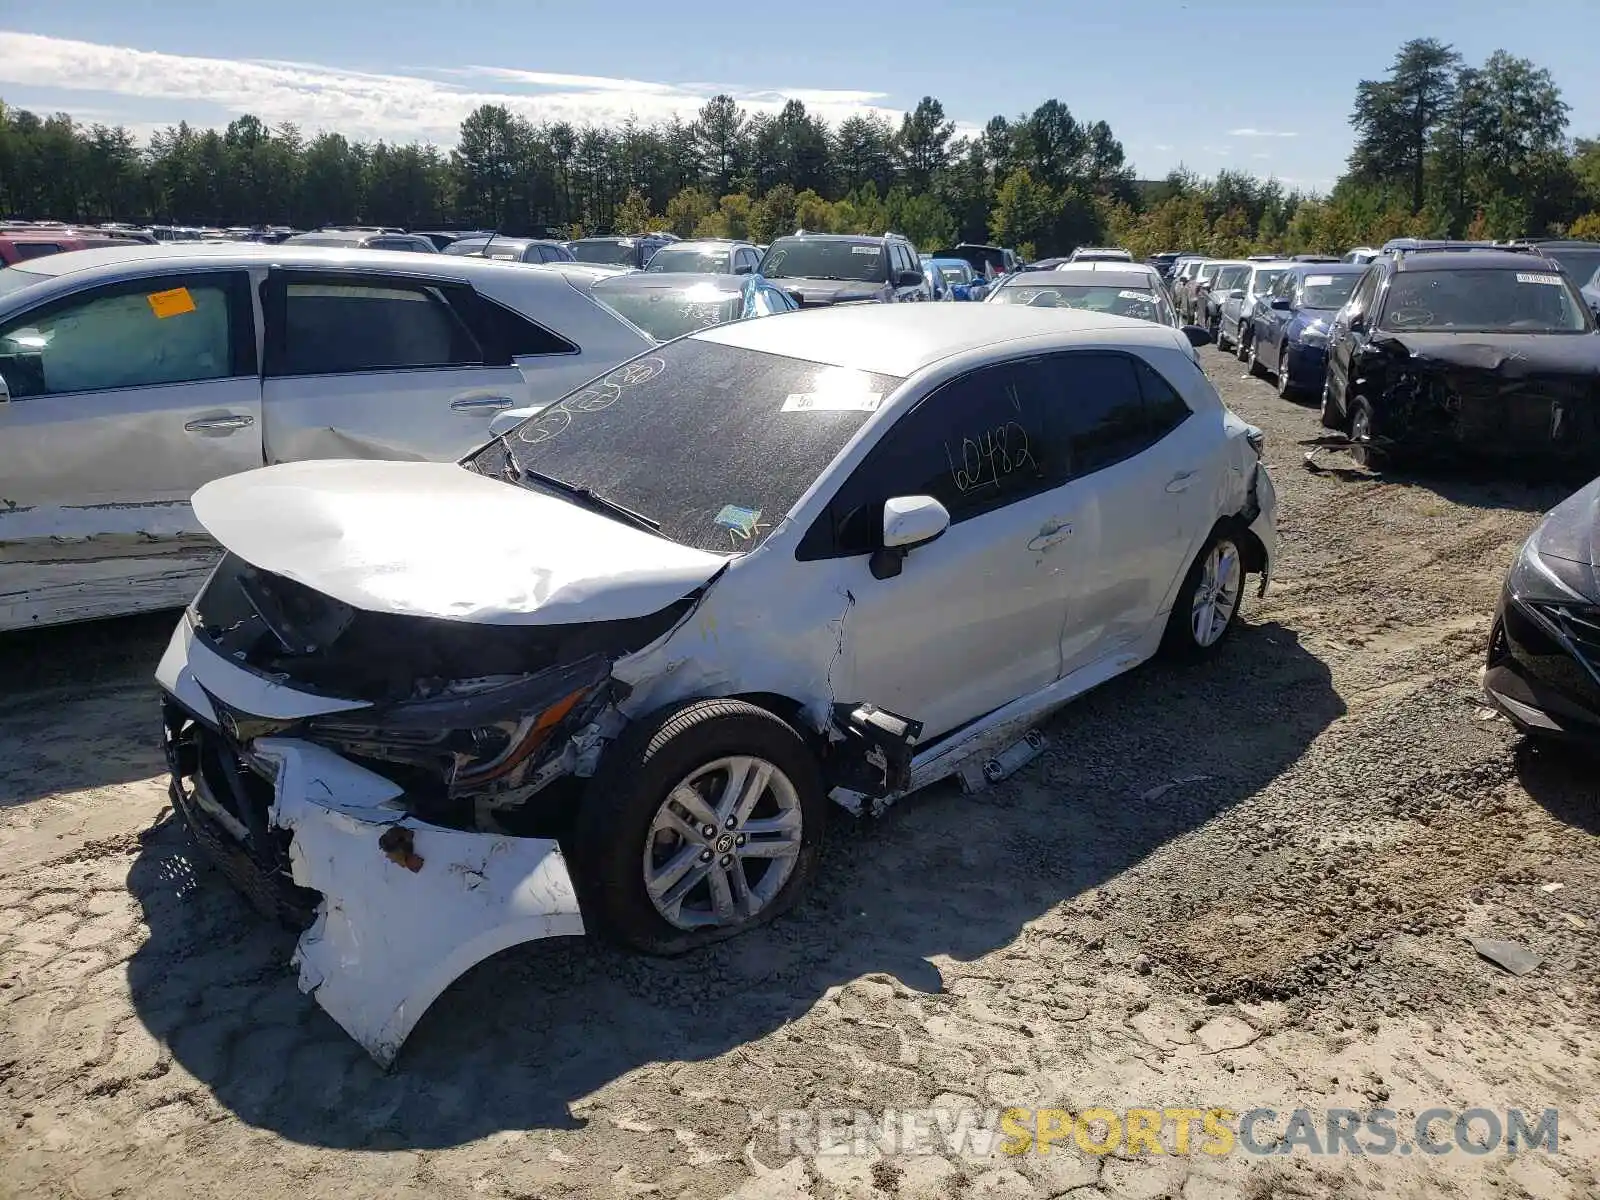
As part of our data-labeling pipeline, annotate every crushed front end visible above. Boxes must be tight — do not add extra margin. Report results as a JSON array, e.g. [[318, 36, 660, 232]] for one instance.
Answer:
[[155, 553, 696, 1065], [1358, 336, 1600, 468]]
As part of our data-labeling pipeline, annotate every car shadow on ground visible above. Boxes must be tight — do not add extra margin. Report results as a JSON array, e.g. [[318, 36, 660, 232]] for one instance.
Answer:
[[0, 610, 178, 807], [1511, 739, 1600, 836], [1293, 436, 1578, 514], [124, 618, 1342, 1149]]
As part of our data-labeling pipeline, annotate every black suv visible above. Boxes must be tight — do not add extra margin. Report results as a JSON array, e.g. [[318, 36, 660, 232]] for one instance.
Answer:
[[757, 232, 931, 306]]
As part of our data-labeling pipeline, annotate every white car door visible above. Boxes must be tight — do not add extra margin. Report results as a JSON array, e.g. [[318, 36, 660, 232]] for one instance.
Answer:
[[260, 267, 608, 463], [796, 358, 1077, 740], [1037, 349, 1216, 672], [0, 269, 262, 628]]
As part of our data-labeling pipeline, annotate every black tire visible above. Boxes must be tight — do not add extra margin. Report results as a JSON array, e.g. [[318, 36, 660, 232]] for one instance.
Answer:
[[1275, 344, 1297, 397], [570, 699, 827, 956], [1235, 328, 1251, 363], [1247, 336, 1265, 378], [1319, 378, 1343, 429], [1216, 321, 1231, 353], [1347, 396, 1383, 470], [1162, 527, 1248, 658]]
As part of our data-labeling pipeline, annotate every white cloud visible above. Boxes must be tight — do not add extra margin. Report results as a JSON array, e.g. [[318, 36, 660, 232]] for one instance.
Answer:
[[1153, 143, 1173, 152], [1228, 128, 1298, 138], [0, 31, 964, 144]]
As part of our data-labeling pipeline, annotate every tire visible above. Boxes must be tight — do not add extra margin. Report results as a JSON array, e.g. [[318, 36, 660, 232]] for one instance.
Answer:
[[1235, 328, 1251, 363], [1247, 336, 1265, 378], [570, 698, 827, 956], [1348, 396, 1383, 470], [1319, 378, 1343, 429], [1216, 320, 1232, 353], [1162, 528, 1247, 658], [1276, 345, 1297, 398]]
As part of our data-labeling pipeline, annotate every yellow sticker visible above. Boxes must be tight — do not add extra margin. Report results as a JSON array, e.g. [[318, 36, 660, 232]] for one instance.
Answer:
[[147, 287, 197, 319]]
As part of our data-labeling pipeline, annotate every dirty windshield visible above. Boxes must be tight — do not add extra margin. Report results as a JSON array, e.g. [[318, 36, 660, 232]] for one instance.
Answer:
[[990, 281, 1168, 323], [1378, 268, 1593, 334], [568, 239, 637, 266], [1298, 273, 1361, 309], [760, 239, 888, 283], [591, 285, 744, 342], [469, 340, 902, 554], [645, 246, 732, 273]]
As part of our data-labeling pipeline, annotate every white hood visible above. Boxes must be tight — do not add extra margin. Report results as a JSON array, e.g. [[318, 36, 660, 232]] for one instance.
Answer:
[[191, 460, 728, 625]]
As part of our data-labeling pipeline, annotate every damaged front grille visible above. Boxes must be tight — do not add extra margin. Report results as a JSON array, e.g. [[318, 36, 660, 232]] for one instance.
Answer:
[[192, 553, 693, 704], [1380, 365, 1600, 458]]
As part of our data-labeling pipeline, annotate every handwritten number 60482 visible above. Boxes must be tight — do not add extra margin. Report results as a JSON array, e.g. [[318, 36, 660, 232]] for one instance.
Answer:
[[946, 422, 1038, 493]]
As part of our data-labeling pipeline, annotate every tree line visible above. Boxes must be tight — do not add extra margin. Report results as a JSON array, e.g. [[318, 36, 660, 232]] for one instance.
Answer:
[[1, 39, 1597, 259]]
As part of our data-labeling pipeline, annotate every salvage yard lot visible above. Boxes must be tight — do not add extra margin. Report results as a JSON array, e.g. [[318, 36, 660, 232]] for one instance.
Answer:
[[2, 348, 1598, 1200]]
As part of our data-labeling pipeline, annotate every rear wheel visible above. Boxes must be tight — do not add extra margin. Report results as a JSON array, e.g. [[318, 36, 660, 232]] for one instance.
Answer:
[[571, 699, 826, 956], [1162, 529, 1246, 657]]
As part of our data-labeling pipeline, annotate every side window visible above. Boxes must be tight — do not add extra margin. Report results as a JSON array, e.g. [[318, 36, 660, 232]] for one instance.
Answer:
[[1345, 267, 1380, 323], [1039, 351, 1181, 479], [14, 243, 62, 260], [800, 359, 1062, 559], [268, 274, 486, 377], [0, 273, 252, 398]]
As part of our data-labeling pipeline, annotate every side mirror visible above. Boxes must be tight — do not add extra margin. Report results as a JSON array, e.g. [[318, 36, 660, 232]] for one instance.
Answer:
[[870, 495, 950, 580], [1227, 288, 1246, 300], [1181, 324, 1214, 348], [785, 289, 805, 307], [733, 262, 753, 275], [1347, 315, 1367, 334], [897, 270, 925, 288], [1270, 296, 1291, 310]]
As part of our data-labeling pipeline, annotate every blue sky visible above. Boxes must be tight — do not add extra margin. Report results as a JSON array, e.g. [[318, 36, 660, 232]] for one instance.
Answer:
[[1, 0, 1594, 193]]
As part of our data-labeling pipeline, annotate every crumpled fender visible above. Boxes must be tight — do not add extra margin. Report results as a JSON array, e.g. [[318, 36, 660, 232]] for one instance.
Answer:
[[253, 738, 585, 1068]]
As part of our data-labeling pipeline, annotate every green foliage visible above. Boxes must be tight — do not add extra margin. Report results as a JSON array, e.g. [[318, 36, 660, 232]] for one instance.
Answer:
[[0, 38, 1590, 259]]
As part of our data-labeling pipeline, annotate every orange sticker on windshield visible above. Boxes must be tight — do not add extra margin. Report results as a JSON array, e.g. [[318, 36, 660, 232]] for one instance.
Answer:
[[147, 287, 197, 319]]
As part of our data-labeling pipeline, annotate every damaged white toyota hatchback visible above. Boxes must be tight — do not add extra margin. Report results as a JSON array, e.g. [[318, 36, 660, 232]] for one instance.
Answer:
[[155, 304, 1276, 1065]]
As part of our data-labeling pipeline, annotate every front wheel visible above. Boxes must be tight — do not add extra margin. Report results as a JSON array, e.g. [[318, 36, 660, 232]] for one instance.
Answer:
[[1235, 328, 1251, 363], [1247, 337, 1265, 378], [1319, 378, 1344, 429], [571, 699, 827, 956], [1217, 321, 1232, 352], [1348, 397, 1383, 470], [1276, 345, 1297, 397], [1162, 530, 1246, 657]]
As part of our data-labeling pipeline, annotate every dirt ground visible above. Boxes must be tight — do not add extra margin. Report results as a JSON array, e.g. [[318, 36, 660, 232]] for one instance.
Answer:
[[2, 346, 1597, 1200]]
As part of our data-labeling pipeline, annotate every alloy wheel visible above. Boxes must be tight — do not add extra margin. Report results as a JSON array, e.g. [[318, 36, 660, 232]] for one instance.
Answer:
[[643, 755, 803, 930], [1191, 539, 1242, 648]]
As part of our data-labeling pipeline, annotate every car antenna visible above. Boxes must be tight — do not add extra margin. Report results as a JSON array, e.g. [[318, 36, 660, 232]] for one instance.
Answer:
[[479, 227, 500, 258]]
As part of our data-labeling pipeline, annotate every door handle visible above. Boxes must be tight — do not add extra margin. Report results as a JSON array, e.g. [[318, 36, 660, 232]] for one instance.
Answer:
[[450, 395, 515, 412], [1166, 470, 1198, 493], [184, 414, 255, 432], [1028, 521, 1073, 551]]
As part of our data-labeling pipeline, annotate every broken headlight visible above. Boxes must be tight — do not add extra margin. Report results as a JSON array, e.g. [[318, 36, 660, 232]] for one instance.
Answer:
[[1505, 532, 1600, 684], [302, 655, 613, 816]]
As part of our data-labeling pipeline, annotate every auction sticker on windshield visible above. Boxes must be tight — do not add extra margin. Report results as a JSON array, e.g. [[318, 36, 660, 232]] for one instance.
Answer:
[[851, 246, 880, 255], [1119, 290, 1153, 301], [1517, 273, 1564, 285], [783, 392, 882, 413], [1305, 275, 1335, 286]]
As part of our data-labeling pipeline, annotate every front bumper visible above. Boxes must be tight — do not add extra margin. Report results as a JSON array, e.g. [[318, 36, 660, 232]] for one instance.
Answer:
[[1286, 342, 1327, 387], [155, 619, 586, 1067], [1481, 597, 1600, 750]]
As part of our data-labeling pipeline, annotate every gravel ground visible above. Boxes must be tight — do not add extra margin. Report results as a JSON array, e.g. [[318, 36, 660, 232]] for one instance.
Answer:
[[1, 346, 1597, 1200]]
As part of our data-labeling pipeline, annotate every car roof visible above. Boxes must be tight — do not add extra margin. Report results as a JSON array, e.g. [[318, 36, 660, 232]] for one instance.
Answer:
[[448, 235, 561, 248], [770, 232, 886, 243], [656, 239, 743, 249], [0, 243, 595, 293], [592, 272, 744, 294], [1289, 262, 1366, 276], [690, 302, 1183, 377], [1392, 250, 1556, 273]]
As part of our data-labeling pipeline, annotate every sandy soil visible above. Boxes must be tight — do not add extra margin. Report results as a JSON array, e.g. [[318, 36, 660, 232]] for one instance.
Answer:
[[1, 347, 1597, 1200]]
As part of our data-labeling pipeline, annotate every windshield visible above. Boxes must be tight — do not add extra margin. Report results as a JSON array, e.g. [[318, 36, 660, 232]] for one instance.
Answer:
[[0, 267, 48, 300], [1378, 267, 1593, 334], [592, 287, 744, 342], [937, 264, 971, 284], [760, 239, 888, 283], [570, 239, 637, 266], [646, 246, 731, 273], [468, 341, 902, 554], [1250, 268, 1289, 295], [1540, 246, 1600, 286], [1298, 273, 1361, 308], [1214, 265, 1251, 290], [991, 280, 1170, 323]]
